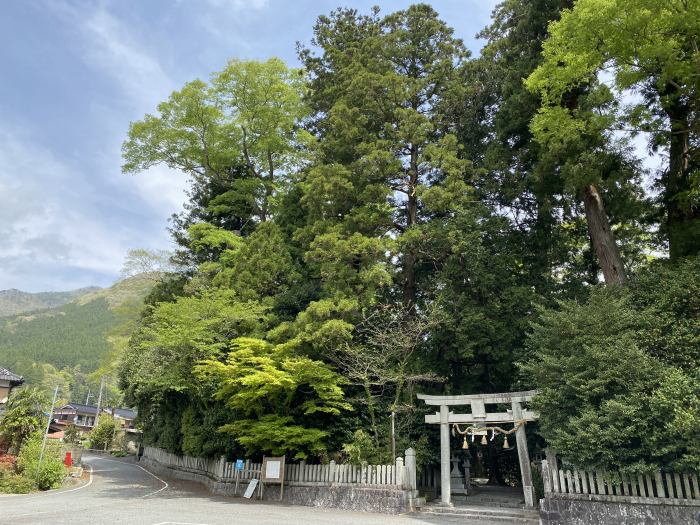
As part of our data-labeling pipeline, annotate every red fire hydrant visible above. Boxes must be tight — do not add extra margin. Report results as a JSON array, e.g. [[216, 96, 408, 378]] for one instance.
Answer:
[[64, 451, 72, 467]]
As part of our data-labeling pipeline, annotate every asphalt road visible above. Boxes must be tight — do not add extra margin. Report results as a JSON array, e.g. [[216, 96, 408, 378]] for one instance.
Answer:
[[0, 455, 503, 525]]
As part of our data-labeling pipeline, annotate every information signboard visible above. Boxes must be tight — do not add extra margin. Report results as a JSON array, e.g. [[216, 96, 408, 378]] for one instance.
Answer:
[[261, 456, 286, 500], [235, 459, 244, 471], [243, 478, 258, 499], [262, 456, 285, 483]]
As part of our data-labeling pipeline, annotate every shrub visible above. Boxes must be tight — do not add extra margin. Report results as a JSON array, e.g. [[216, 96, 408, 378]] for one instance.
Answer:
[[16, 434, 66, 490], [342, 429, 386, 465], [88, 417, 117, 450], [0, 470, 35, 494], [522, 286, 699, 473], [63, 424, 82, 445]]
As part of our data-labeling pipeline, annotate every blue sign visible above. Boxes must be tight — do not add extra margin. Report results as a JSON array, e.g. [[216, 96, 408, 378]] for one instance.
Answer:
[[235, 459, 244, 471]]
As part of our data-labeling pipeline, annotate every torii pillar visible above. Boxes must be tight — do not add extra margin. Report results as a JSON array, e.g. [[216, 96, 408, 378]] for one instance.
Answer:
[[417, 390, 539, 508]]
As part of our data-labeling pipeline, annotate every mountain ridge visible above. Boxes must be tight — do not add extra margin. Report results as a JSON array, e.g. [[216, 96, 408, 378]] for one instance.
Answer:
[[0, 274, 155, 383], [0, 287, 101, 317]]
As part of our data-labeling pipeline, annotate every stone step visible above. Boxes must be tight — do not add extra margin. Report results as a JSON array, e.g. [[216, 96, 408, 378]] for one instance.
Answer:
[[422, 505, 540, 524]]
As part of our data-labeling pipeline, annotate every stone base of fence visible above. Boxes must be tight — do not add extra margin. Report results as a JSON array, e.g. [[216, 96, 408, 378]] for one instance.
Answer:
[[263, 484, 418, 514], [140, 448, 420, 514], [140, 457, 239, 495], [540, 494, 700, 525]]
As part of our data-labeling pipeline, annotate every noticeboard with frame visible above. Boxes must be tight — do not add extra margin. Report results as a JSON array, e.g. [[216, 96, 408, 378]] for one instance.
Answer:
[[262, 456, 285, 483], [261, 455, 286, 500]]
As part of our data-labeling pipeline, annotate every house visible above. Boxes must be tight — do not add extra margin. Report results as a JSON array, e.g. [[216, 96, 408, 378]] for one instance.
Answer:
[[0, 366, 24, 414], [104, 407, 137, 429], [53, 403, 100, 431], [52, 404, 137, 432]]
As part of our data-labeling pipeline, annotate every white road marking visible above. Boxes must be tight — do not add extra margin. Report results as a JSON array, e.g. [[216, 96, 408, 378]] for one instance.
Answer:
[[86, 455, 169, 498], [151, 522, 210, 525]]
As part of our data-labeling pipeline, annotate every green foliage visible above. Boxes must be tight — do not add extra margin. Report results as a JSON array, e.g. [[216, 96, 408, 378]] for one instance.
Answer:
[[63, 424, 81, 446], [0, 387, 47, 454], [342, 429, 384, 465], [523, 278, 700, 473], [88, 417, 117, 451], [16, 434, 66, 490], [0, 300, 115, 373], [0, 468, 36, 494], [0, 275, 155, 402], [195, 337, 351, 459], [115, 4, 696, 477], [526, 0, 700, 258]]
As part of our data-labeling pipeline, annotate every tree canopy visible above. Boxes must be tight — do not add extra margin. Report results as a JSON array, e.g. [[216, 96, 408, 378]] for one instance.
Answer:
[[117, 2, 698, 476]]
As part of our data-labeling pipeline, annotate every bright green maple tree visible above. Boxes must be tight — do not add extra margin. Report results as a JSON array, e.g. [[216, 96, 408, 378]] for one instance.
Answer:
[[194, 338, 351, 458]]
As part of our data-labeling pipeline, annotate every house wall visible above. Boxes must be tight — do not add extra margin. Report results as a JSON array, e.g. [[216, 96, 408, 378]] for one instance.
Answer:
[[0, 381, 10, 404]]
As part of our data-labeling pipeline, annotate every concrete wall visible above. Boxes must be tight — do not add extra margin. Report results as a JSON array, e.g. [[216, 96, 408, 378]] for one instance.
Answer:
[[540, 495, 700, 525], [141, 456, 417, 514]]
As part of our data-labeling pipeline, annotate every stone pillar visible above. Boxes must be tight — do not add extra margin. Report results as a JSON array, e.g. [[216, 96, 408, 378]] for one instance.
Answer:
[[439, 404, 452, 506], [218, 456, 226, 480], [405, 448, 417, 491], [396, 456, 405, 488], [541, 459, 552, 494], [329, 460, 336, 485], [512, 401, 536, 508]]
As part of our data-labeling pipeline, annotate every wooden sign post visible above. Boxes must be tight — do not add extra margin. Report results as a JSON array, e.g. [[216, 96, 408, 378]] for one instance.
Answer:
[[262, 456, 286, 501]]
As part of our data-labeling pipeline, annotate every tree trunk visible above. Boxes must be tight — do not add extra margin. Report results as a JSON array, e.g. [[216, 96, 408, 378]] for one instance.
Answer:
[[661, 85, 698, 259], [582, 183, 625, 284], [403, 146, 419, 306]]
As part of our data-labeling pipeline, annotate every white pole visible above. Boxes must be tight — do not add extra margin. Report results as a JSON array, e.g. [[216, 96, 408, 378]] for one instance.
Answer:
[[94, 377, 104, 429], [37, 385, 59, 478]]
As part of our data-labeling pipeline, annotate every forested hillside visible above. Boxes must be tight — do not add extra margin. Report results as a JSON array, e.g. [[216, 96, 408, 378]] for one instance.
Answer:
[[118, 1, 699, 477], [0, 287, 98, 317], [0, 275, 155, 404]]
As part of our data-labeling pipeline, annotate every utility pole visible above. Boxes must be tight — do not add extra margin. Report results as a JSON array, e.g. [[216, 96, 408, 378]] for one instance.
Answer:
[[85, 389, 93, 405], [37, 385, 59, 478], [94, 376, 105, 429]]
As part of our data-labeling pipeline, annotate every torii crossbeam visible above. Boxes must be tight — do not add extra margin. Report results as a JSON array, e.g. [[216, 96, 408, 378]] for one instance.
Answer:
[[417, 390, 539, 508]]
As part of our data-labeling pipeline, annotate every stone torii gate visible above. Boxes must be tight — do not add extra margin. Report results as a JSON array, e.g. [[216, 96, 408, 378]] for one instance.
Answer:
[[417, 390, 539, 508]]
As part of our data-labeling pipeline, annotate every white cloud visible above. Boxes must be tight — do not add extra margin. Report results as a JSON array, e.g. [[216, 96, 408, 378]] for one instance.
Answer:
[[0, 124, 177, 291]]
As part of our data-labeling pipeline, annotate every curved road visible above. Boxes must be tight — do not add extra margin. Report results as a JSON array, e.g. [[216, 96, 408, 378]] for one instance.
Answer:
[[0, 455, 493, 525]]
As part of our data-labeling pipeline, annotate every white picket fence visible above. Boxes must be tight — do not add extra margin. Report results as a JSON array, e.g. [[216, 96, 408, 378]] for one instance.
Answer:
[[143, 446, 416, 489], [542, 458, 700, 504]]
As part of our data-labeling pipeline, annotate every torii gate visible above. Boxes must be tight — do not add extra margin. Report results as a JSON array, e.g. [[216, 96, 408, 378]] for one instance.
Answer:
[[417, 390, 539, 508]]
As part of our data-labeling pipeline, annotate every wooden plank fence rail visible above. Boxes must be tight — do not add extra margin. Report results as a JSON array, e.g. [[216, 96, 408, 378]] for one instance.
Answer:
[[541, 459, 700, 505], [143, 446, 414, 490]]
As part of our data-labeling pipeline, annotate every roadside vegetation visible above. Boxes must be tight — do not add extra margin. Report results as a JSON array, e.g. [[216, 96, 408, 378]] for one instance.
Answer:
[[0, 388, 67, 493], [102, 0, 695, 478]]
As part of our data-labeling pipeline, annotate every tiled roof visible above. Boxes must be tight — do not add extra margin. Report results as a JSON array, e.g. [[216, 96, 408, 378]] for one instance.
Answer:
[[108, 408, 136, 420], [0, 367, 24, 384], [57, 403, 100, 415]]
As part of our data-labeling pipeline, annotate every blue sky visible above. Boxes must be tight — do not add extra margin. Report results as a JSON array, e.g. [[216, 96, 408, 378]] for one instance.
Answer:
[[0, 0, 498, 292]]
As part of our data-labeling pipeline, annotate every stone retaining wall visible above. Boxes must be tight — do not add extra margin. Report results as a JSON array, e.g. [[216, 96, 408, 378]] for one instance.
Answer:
[[540, 495, 700, 525], [263, 484, 416, 514], [141, 456, 417, 514]]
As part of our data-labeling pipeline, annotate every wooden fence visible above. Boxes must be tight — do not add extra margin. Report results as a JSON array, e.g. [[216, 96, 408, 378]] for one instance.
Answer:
[[542, 458, 700, 505], [143, 446, 416, 489]]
